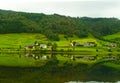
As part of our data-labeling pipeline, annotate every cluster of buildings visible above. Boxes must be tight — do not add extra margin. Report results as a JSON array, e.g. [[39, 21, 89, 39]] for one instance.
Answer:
[[24, 40, 117, 51], [24, 42, 48, 50], [69, 41, 97, 47], [69, 41, 117, 48], [103, 43, 117, 48]]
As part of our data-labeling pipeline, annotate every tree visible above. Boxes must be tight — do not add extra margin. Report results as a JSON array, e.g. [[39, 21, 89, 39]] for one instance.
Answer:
[[51, 43, 58, 51]]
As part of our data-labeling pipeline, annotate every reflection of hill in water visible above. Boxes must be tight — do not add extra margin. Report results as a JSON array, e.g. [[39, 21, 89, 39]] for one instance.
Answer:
[[0, 63, 120, 83], [0, 53, 120, 82], [0, 53, 120, 67], [25, 53, 119, 60]]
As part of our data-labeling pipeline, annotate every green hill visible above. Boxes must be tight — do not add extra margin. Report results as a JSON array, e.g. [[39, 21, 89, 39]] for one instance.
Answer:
[[0, 9, 120, 41], [103, 32, 120, 40], [0, 33, 101, 48], [103, 32, 120, 46], [0, 33, 48, 48]]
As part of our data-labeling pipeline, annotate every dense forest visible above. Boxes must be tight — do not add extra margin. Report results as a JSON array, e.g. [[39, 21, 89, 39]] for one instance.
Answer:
[[0, 9, 120, 40]]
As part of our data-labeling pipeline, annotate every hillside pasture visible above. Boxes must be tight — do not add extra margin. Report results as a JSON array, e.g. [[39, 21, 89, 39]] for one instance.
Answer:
[[103, 32, 120, 40], [0, 33, 47, 48]]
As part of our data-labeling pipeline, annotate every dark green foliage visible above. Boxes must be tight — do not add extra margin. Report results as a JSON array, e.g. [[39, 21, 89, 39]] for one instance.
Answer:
[[1, 9, 120, 40], [0, 63, 120, 83], [51, 43, 58, 51]]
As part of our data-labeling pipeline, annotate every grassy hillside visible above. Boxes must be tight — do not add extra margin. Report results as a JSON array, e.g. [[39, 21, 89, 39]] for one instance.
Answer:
[[103, 32, 120, 40], [1, 33, 119, 53], [1, 9, 120, 40], [0, 33, 48, 48], [103, 32, 120, 47], [0, 33, 100, 49]]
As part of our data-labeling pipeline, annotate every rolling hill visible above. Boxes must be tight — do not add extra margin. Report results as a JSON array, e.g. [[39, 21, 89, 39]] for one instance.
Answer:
[[0, 9, 120, 41]]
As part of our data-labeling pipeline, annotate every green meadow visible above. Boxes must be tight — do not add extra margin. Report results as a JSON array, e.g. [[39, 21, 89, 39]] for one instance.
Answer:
[[0, 33, 47, 48], [0, 33, 118, 67], [0, 33, 119, 53], [103, 32, 120, 40], [0, 37, 117, 82], [0, 33, 100, 47]]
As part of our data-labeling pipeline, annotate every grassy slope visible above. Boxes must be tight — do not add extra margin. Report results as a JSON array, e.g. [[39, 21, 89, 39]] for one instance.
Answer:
[[0, 33, 120, 69], [58, 34, 101, 46], [103, 32, 120, 40], [0, 33, 109, 52], [56, 34, 102, 52], [0, 33, 48, 48], [0, 53, 48, 67], [0, 33, 100, 48]]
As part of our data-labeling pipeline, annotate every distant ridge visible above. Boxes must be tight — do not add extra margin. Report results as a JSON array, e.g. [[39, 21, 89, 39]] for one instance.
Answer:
[[0, 9, 120, 40]]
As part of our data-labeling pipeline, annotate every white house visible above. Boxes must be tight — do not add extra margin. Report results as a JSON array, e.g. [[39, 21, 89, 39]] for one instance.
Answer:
[[40, 44, 47, 49], [24, 45, 35, 50]]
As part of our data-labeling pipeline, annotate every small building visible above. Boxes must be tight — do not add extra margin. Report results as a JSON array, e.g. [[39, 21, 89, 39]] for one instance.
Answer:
[[103, 43, 117, 48], [72, 42, 84, 47], [84, 42, 96, 47], [111, 43, 117, 48], [84, 42, 90, 47], [34, 41, 39, 46], [74, 56, 96, 60], [40, 44, 47, 49], [40, 55, 48, 60], [74, 42, 80, 46], [69, 42, 74, 47], [35, 42, 39, 46], [25, 53, 35, 58], [24, 45, 35, 50]]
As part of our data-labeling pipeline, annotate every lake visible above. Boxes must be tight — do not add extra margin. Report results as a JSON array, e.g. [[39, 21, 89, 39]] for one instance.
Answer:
[[0, 53, 120, 83]]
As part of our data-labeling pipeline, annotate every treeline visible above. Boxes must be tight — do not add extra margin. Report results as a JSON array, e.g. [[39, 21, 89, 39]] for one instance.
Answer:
[[0, 9, 120, 40]]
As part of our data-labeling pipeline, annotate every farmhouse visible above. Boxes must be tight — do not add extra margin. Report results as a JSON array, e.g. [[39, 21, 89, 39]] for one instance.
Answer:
[[72, 41, 96, 47], [84, 42, 96, 47], [103, 43, 117, 48], [111, 43, 117, 48], [74, 56, 96, 60], [40, 55, 48, 60], [103, 56, 117, 60], [69, 42, 74, 47], [24, 45, 35, 50], [25, 53, 35, 58], [40, 44, 47, 49]]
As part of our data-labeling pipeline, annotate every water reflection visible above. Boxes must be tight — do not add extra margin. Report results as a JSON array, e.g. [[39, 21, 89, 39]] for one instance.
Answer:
[[24, 53, 119, 63], [25, 53, 54, 60], [0, 53, 119, 63], [0, 53, 120, 83], [65, 81, 120, 83]]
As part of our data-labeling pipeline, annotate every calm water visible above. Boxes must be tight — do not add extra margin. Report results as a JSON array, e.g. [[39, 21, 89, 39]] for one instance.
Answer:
[[0, 53, 120, 83], [66, 81, 120, 83]]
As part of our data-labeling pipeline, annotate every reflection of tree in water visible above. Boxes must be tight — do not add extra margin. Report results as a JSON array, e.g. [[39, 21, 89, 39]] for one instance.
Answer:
[[111, 54, 120, 64], [33, 53, 40, 60], [102, 54, 118, 61], [0, 62, 120, 83], [24, 53, 120, 66], [45, 53, 59, 66], [25, 53, 49, 60], [19, 54, 21, 58], [25, 53, 57, 60], [51, 53, 57, 58]]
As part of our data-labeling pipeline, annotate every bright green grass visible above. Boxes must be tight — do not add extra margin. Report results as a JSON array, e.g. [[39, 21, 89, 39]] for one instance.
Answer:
[[0, 53, 98, 67], [57, 34, 101, 46], [103, 62, 120, 70], [0, 33, 48, 48], [0, 33, 101, 50], [0, 53, 47, 67], [103, 32, 120, 40]]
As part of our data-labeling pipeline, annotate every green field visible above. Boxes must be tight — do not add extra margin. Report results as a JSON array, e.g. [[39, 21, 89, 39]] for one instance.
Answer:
[[0, 33, 99, 47], [0, 33, 48, 48], [103, 32, 120, 40], [0, 33, 119, 53]]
